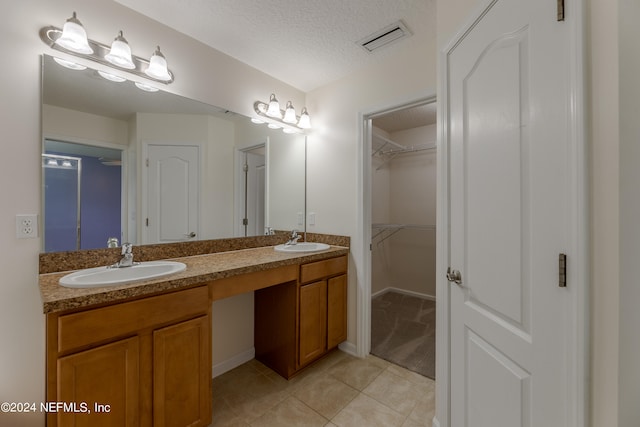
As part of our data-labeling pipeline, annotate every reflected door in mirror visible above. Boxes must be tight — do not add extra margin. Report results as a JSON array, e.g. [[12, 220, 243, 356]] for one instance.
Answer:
[[145, 144, 199, 244]]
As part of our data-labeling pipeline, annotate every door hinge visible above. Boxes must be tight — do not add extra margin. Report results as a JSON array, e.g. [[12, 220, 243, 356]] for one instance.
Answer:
[[146, 218, 149, 227], [242, 218, 248, 226], [559, 253, 567, 287], [557, 0, 565, 21], [145, 158, 149, 167]]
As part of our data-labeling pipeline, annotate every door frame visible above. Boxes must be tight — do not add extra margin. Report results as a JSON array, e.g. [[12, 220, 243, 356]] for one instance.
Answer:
[[357, 92, 437, 360], [434, 0, 589, 426]]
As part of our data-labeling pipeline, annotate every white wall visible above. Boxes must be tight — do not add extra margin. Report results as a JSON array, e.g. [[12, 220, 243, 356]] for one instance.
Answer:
[[305, 0, 437, 354], [43, 104, 129, 146], [0, 1, 303, 425]]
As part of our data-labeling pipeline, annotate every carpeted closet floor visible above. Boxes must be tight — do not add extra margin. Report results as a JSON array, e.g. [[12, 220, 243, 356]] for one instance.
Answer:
[[371, 291, 436, 379]]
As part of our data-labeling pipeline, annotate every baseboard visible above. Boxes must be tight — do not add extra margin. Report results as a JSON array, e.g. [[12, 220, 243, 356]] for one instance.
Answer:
[[212, 348, 255, 378], [338, 340, 357, 357], [372, 286, 436, 301]]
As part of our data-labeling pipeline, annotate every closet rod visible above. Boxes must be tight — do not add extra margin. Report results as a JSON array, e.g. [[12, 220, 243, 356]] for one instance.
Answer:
[[372, 223, 436, 245]]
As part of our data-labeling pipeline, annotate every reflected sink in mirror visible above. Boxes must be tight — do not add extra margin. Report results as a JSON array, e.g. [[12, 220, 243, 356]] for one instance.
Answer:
[[59, 261, 186, 288], [274, 242, 330, 253]]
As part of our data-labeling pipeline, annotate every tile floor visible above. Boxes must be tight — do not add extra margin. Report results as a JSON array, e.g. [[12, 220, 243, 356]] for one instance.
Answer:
[[209, 350, 435, 426]]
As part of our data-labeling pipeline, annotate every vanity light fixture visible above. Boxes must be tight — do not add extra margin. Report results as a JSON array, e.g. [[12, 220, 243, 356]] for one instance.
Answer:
[[253, 93, 311, 134], [145, 46, 172, 81], [104, 31, 135, 69], [54, 12, 93, 54], [40, 12, 175, 88], [266, 94, 282, 118]]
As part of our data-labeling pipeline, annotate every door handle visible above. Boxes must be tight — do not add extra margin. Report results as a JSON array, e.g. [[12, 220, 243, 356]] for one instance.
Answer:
[[185, 232, 196, 238], [446, 267, 462, 285]]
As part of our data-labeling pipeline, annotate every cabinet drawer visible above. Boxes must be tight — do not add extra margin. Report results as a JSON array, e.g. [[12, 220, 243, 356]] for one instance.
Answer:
[[300, 256, 347, 284], [58, 286, 209, 354]]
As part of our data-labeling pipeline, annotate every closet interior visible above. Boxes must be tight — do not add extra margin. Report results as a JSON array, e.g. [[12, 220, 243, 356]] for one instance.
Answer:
[[370, 101, 437, 379]]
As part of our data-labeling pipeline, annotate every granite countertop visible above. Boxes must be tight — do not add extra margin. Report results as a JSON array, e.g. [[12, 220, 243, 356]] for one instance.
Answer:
[[39, 245, 349, 314]]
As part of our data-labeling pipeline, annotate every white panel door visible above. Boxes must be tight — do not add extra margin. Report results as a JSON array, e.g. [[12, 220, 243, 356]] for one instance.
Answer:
[[146, 145, 199, 244], [446, 0, 577, 425]]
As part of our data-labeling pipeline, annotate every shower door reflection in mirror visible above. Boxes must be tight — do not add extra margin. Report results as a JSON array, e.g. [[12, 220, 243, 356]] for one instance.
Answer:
[[42, 139, 123, 252]]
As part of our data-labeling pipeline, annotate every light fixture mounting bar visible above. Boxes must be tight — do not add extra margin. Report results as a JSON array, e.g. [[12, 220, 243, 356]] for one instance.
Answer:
[[39, 26, 174, 84]]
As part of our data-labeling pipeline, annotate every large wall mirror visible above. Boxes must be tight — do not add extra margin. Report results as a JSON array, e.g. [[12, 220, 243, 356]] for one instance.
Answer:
[[41, 54, 305, 252]]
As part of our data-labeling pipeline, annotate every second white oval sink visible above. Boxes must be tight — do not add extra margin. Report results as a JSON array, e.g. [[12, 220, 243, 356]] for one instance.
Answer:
[[59, 261, 187, 288], [274, 242, 330, 253]]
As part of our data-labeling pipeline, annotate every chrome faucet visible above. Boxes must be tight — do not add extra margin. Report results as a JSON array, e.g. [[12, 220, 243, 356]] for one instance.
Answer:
[[285, 230, 302, 246], [111, 242, 135, 268]]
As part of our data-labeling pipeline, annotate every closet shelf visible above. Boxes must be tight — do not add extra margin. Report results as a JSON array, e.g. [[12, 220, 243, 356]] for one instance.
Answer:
[[372, 132, 436, 170], [372, 223, 436, 244]]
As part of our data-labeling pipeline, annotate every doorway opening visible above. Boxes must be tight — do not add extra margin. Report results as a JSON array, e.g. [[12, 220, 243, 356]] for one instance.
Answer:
[[362, 96, 437, 379]]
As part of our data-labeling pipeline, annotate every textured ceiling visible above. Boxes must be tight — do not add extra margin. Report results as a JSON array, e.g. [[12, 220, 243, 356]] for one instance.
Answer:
[[114, 0, 435, 92]]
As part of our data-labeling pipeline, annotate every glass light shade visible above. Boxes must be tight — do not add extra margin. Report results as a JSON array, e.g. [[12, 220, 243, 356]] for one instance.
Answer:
[[283, 101, 297, 123], [55, 12, 93, 54], [135, 82, 159, 92], [98, 70, 126, 82], [62, 160, 73, 167], [266, 94, 282, 118], [267, 123, 281, 129], [46, 158, 58, 166], [251, 118, 265, 124], [145, 46, 172, 81], [298, 108, 311, 129], [105, 31, 135, 69], [282, 128, 297, 134], [53, 57, 86, 70]]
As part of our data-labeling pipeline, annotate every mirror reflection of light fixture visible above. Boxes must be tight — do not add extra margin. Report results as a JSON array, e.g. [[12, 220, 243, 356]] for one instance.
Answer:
[[47, 158, 58, 166], [62, 160, 73, 167], [253, 93, 311, 134], [105, 31, 135, 69], [54, 12, 93, 55], [135, 82, 159, 92], [98, 70, 127, 82], [52, 57, 87, 70], [40, 12, 174, 87]]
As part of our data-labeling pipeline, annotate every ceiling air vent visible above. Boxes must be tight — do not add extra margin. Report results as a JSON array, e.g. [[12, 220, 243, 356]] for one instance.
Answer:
[[358, 20, 412, 53]]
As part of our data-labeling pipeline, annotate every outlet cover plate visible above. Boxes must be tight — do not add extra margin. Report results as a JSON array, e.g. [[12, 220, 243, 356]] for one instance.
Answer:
[[16, 214, 38, 239]]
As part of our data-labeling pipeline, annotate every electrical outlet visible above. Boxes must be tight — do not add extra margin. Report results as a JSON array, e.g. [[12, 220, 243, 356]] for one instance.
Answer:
[[16, 214, 38, 239]]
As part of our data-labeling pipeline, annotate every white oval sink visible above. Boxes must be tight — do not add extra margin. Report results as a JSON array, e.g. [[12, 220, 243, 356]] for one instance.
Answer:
[[59, 261, 187, 288], [274, 242, 330, 253]]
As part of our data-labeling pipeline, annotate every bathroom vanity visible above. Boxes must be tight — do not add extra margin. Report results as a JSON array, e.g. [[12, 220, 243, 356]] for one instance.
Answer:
[[39, 242, 348, 427]]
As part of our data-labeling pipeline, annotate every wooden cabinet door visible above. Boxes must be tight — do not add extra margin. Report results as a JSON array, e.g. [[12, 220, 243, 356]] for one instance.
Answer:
[[298, 280, 327, 366], [57, 336, 139, 427], [327, 274, 347, 349], [153, 315, 211, 427]]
